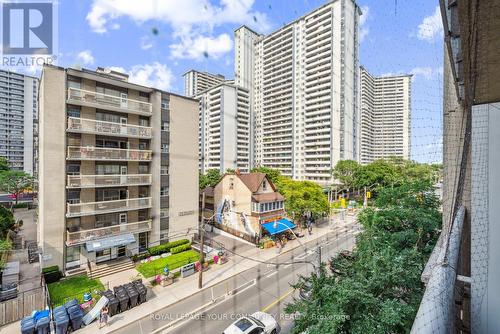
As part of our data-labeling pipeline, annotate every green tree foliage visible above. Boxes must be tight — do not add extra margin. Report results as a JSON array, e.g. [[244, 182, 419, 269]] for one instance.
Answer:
[[277, 179, 329, 224], [332, 160, 360, 189], [332, 158, 443, 190], [0, 170, 33, 206], [286, 181, 441, 333], [251, 166, 283, 186], [199, 169, 222, 189], [0, 205, 15, 239], [0, 157, 9, 172]]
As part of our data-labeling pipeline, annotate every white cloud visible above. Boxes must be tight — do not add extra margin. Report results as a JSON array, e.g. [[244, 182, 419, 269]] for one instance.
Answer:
[[86, 0, 270, 60], [76, 50, 95, 65], [410, 66, 443, 80], [170, 33, 232, 60], [140, 36, 153, 50], [109, 62, 174, 91], [417, 6, 443, 41], [359, 6, 370, 43]]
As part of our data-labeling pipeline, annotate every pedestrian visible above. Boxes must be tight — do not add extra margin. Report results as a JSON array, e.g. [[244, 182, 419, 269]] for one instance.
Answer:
[[275, 239, 281, 254], [307, 220, 313, 235], [99, 305, 109, 328]]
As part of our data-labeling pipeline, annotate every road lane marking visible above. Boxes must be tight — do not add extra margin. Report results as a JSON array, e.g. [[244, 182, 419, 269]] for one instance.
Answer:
[[261, 288, 295, 312], [265, 270, 278, 278]]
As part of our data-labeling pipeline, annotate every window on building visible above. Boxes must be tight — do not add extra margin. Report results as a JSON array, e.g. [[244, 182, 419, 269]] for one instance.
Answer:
[[161, 186, 169, 196], [160, 208, 169, 218], [161, 144, 169, 153], [161, 98, 169, 109], [67, 105, 81, 118], [161, 122, 169, 131], [161, 165, 169, 175], [262, 180, 267, 190]]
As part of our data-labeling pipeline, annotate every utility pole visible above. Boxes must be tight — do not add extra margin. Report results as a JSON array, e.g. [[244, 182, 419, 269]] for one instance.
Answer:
[[363, 186, 367, 208], [316, 246, 322, 276], [198, 192, 205, 289]]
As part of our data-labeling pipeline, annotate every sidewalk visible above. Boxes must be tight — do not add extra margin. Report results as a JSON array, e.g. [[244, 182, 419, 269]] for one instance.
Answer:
[[78, 215, 357, 333]]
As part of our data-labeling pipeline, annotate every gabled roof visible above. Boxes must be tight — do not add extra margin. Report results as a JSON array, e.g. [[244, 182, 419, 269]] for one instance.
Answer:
[[237, 173, 274, 193], [252, 192, 284, 203]]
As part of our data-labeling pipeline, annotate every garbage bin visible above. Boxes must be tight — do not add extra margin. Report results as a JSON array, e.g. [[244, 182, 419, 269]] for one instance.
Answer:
[[124, 284, 138, 308], [54, 306, 67, 316], [68, 305, 84, 330], [106, 294, 119, 316], [20, 317, 35, 334], [35, 316, 50, 334], [115, 289, 129, 312], [54, 313, 69, 334], [64, 299, 79, 310], [133, 282, 147, 304]]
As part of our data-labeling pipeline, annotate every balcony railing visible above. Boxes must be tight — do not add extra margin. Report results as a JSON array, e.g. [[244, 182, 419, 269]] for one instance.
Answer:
[[66, 197, 152, 217], [67, 146, 152, 161], [67, 87, 152, 115], [66, 220, 152, 246], [67, 117, 152, 139], [67, 174, 152, 188]]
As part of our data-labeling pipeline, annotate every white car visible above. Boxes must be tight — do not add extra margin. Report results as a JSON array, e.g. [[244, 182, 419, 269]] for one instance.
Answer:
[[223, 312, 280, 334]]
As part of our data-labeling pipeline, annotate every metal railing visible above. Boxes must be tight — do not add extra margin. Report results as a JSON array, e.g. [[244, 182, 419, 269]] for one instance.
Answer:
[[66, 220, 152, 245], [67, 117, 152, 138], [67, 146, 152, 161], [411, 206, 465, 333], [67, 174, 152, 188], [67, 87, 152, 115], [66, 197, 152, 217]]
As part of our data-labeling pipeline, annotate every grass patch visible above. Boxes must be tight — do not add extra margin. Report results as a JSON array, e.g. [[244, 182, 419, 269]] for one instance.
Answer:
[[136, 250, 200, 278], [48, 275, 105, 307]]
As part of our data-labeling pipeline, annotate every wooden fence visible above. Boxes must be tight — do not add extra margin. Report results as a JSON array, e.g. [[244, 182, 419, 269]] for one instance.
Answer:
[[0, 284, 47, 326]]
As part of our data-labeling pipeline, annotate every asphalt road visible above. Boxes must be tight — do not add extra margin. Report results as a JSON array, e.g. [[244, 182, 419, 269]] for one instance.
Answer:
[[111, 223, 358, 334]]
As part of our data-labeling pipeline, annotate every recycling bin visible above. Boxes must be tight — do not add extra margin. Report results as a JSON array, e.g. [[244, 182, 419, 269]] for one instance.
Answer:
[[124, 284, 138, 308], [53, 306, 67, 316], [54, 313, 69, 334], [64, 299, 79, 310], [35, 316, 50, 334], [68, 305, 84, 330], [20, 317, 35, 334]]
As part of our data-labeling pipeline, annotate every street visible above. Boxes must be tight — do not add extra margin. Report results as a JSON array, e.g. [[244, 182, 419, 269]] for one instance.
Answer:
[[111, 223, 358, 334]]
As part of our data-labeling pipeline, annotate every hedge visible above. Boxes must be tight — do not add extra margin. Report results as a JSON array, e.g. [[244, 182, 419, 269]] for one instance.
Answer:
[[170, 243, 191, 254], [148, 239, 190, 256]]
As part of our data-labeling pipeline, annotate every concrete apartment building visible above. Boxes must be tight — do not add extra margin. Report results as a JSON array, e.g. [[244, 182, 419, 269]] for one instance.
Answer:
[[183, 70, 225, 98], [0, 70, 38, 175], [251, 0, 361, 184], [198, 82, 250, 173], [359, 67, 412, 164], [38, 65, 199, 274]]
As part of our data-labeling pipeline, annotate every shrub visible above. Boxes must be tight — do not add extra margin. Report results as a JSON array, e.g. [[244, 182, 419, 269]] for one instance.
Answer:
[[147, 239, 190, 256], [136, 250, 200, 278], [170, 243, 191, 254], [131, 252, 151, 262], [42, 265, 62, 284]]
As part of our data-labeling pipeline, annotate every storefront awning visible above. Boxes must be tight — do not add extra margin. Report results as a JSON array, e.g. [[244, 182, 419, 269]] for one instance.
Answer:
[[261, 218, 296, 235], [85, 233, 136, 252]]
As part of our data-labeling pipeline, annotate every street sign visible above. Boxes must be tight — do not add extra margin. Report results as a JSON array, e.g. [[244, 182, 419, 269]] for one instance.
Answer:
[[163, 266, 169, 275]]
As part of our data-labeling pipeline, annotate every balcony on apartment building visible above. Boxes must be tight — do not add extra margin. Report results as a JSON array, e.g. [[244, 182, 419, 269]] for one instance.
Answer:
[[67, 87, 152, 116], [66, 219, 152, 246], [67, 146, 152, 161], [66, 197, 152, 217], [67, 117, 152, 139], [67, 174, 152, 188]]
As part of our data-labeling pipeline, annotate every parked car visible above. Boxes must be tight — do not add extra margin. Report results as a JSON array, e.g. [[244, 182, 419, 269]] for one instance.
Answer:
[[223, 312, 280, 334], [298, 281, 312, 301]]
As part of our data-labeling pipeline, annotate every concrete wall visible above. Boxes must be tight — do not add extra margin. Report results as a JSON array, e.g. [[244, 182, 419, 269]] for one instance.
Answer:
[[38, 66, 67, 269], [221, 86, 238, 173], [214, 175, 252, 216], [168, 95, 199, 239]]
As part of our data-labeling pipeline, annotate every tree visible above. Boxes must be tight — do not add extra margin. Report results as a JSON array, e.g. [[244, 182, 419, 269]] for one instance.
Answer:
[[286, 181, 442, 333], [251, 166, 282, 186], [332, 160, 360, 189], [0, 170, 33, 207], [0, 205, 15, 239], [278, 179, 329, 225], [199, 169, 222, 189], [0, 157, 9, 172]]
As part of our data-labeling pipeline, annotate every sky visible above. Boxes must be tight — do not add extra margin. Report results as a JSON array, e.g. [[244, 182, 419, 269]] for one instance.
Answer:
[[2, 0, 444, 164]]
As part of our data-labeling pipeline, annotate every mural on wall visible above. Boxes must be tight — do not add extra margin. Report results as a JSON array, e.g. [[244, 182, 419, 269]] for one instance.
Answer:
[[216, 197, 257, 237]]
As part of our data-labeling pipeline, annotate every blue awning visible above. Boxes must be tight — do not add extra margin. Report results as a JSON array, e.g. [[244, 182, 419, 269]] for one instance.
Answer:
[[261, 218, 296, 235], [85, 233, 136, 252]]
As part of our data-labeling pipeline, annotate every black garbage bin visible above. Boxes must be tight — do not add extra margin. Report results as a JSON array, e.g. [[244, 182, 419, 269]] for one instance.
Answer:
[[68, 305, 84, 330], [35, 316, 50, 334], [54, 312, 69, 334], [20, 317, 35, 334], [115, 289, 129, 312], [124, 283, 138, 308], [133, 282, 147, 304], [107, 294, 120, 316]]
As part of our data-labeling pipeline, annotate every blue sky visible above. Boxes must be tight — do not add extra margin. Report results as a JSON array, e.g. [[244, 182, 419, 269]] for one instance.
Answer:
[[3, 0, 444, 163]]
